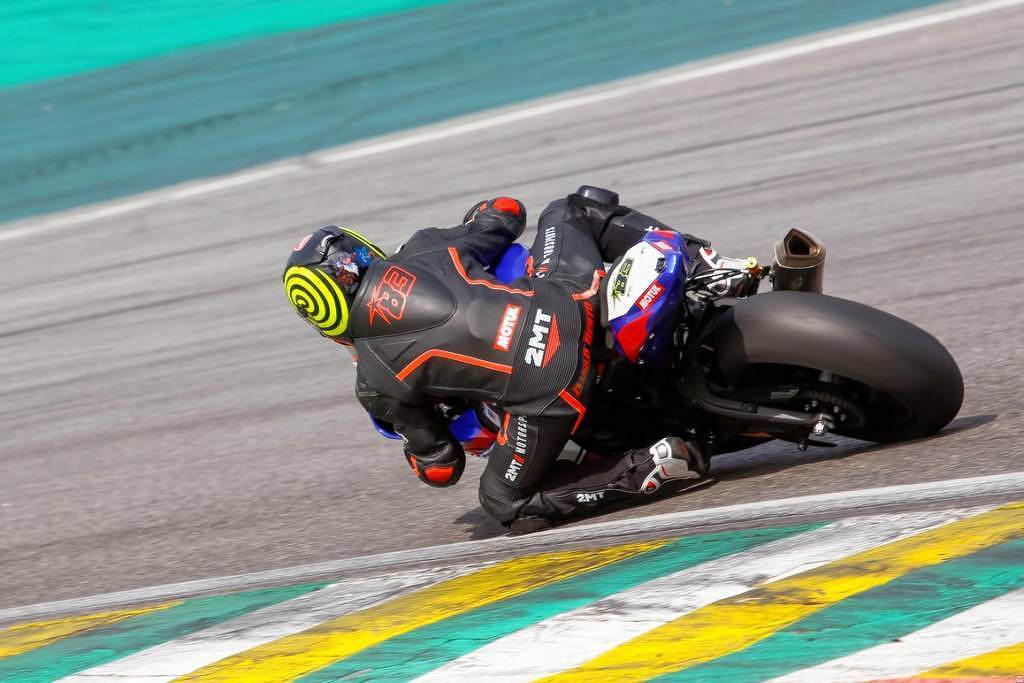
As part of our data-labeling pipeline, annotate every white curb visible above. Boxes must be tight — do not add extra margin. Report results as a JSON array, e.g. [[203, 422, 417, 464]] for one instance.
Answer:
[[1, 471, 1021, 624]]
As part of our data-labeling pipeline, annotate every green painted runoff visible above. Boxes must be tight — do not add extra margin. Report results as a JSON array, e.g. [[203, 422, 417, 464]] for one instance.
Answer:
[[1, 0, 462, 89], [1, 0, 950, 225]]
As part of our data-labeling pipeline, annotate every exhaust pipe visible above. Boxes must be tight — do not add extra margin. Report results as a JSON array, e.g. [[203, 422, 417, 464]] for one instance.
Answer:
[[771, 228, 826, 293]]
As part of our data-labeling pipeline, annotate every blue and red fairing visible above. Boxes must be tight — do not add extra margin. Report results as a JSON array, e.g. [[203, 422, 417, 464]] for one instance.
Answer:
[[606, 230, 688, 365], [370, 406, 498, 456]]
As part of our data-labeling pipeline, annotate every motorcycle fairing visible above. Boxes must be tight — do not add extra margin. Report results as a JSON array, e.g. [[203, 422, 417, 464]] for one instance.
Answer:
[[370, 403, 498, 456], [493, 243, 530, 283], [449, 405, 500, 456], [604, 229, 688, 364], [370, 415, 403, 440]]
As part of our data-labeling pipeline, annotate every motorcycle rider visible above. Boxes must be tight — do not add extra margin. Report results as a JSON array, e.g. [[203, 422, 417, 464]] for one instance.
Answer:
[[284, 187, 740, 532]]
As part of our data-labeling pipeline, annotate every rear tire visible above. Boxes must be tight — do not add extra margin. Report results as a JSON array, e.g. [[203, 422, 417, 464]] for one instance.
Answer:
[[711, 291, 963, 442]]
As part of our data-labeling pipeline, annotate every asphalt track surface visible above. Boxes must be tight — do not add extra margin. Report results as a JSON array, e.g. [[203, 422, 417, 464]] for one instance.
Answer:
[[1, 1, 1023, 608]]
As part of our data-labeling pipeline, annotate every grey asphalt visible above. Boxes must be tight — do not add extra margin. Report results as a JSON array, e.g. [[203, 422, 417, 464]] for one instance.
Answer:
[[1, 3, 1023, 609]]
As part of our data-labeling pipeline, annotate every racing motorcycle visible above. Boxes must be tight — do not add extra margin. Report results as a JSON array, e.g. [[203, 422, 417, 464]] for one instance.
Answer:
[[373, 188, 964, 462]]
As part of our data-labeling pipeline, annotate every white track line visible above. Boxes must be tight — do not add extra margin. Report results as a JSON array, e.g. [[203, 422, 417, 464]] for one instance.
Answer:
[[167, 163, 304, 200], [414, 508, 986, 683], [2, 0, 1022, 243], [60, 563, 487, 682], [767, 587, 1024, 683], [314, 0, 1024, 166], [2, 473, 1021, 625]]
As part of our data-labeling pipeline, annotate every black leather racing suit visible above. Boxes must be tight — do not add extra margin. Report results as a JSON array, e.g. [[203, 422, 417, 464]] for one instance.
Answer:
[[352, 192, 700, 525]]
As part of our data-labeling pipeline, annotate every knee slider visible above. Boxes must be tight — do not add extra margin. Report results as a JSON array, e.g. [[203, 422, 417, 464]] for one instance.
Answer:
[[477, 475, 523, 525], [406, 442, 465, 488]]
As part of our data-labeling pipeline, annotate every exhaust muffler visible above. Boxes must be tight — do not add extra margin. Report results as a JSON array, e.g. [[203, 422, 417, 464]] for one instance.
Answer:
[[771, 228, 826, 293]]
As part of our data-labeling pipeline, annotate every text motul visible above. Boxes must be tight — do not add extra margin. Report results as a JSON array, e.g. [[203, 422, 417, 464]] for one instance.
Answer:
[[637, 281, 664, 311], [493, 304, 522, 352]]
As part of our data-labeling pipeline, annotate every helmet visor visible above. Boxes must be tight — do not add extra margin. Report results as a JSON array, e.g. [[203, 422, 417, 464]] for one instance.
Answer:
[[321, 236, 375, 295]]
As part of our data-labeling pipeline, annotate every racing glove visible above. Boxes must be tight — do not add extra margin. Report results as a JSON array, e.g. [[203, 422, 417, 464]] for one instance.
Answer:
[[405, 440, 466, 488]]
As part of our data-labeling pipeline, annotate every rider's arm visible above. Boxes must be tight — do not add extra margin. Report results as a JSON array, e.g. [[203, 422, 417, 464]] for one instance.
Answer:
[[566, 192, 710, 263], [394, 197, 526, 267], [356, 373, 466, 488]]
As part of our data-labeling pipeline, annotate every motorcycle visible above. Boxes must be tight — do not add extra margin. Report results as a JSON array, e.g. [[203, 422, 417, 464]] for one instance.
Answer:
[[372, 188, 964, 463]]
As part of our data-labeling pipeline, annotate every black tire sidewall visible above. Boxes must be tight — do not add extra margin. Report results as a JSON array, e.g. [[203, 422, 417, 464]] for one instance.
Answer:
[[711, 292, 964, 441]]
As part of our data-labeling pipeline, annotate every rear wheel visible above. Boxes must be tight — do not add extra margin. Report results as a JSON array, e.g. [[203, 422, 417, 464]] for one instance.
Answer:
[[711, 292, 964, 442]]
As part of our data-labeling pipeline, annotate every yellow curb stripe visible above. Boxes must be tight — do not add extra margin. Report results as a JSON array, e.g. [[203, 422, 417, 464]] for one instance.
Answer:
[[0, 601, 180, 659], [177, 539, 669, 682], [922, 641, 1024, 678], [542, 503, 1024, 683]]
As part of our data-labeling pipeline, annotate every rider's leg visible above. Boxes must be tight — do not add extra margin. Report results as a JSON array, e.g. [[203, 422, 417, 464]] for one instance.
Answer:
[[477, 191, 709, 531], [535, 188, 706, 268], [529, 197, 606, 289], [477, 413, 577, 526], [516, 436, 708, 523], [478, 411, 708, 529]]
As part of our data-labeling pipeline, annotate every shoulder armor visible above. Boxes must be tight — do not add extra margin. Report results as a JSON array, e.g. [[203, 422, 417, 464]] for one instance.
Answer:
[[350, 261, 455, 338]]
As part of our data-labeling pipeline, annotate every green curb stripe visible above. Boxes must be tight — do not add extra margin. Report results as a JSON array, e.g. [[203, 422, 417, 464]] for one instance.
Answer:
[[0, 0, 463, 90], [653, 537, 1024, 683], [298, 523, 823, 683], [0, 582, 327, 682]]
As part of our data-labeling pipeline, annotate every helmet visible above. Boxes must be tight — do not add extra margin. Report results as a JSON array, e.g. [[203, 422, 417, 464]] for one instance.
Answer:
[[283, 226, 386, 340]]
